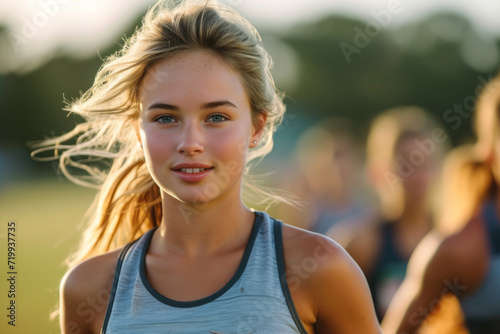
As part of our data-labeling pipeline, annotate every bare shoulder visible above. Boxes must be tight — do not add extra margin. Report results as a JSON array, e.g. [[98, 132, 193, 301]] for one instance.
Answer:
[[281, 223, 366, 289], [282, 223, 348, 265], [281, 224, 381, 333], [60, 248, 123, 334]]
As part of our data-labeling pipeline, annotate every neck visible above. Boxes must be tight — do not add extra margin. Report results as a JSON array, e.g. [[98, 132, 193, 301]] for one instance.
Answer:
[[155, 193, 255, 258], [399, 195, 431, 228]]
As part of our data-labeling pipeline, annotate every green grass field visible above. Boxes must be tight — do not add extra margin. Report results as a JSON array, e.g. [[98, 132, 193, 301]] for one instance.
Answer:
[[0, 179, 96, 334]]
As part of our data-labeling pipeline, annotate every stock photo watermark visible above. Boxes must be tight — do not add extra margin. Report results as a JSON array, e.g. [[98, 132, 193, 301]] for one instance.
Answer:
[[7, 0, 70, 54], [175, 134, 270, 224], [443, 73, 500, 130], [340, 0, 403, 64], [384, 128, 447, 191], [282, 236, 335, 292], [405, 277, 467, 331], [177, 158, 244, 223], [385, 73, 500, 191], [5, 221, 18, 327], [62, 269, 114, 334]]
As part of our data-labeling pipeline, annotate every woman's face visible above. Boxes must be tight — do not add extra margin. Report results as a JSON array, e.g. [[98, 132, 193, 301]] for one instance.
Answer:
[[393, 135, 438, 199], [138, 50, 263, 206]]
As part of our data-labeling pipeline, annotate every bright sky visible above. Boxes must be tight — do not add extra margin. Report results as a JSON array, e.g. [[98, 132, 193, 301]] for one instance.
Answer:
[[0, 0, 499, 73]]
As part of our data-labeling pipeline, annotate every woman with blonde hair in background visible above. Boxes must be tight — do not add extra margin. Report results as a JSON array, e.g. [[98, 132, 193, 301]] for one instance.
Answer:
[[382, 73, 500, 333], [329, 106, 448, 320], [33, 1, 381, 333], [276, 117, 368, 234]]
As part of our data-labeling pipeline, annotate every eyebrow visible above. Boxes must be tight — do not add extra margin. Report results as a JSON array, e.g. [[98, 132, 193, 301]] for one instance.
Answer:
[[147, 100, 237, 111]]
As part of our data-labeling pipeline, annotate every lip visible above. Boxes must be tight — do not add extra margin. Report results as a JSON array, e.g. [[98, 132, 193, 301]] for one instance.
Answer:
[[171, 163, 214, 183]]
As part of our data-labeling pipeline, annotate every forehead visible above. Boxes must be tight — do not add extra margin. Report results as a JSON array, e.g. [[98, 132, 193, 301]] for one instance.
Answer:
[[139, 50, 248, 106]]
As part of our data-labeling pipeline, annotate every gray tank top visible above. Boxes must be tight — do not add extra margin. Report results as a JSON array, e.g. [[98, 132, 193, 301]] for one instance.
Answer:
[[101, 211, 308, 333]]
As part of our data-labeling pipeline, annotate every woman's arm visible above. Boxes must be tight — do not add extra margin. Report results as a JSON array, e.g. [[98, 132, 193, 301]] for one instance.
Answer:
[[382, 228, 481, 334], [312, 239, 382, 333], [60, 266, 94, 334], [59, 250, 120, 334]]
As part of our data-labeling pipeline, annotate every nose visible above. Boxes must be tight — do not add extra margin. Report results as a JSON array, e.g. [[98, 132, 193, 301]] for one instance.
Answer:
[[177, 122, 204, 155]]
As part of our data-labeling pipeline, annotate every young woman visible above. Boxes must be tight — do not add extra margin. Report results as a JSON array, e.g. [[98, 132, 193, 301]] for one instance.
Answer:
[[382, 73, 500, 333], [328, 106, 447, 320], [33, 1, 381, 333]]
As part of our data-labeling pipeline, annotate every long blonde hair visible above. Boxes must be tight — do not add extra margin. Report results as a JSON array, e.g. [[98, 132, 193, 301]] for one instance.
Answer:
[[437, 72, 500, 233], [32, 0, 286, 267]]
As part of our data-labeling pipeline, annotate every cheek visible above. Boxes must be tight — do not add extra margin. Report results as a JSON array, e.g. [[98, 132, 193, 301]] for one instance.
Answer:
[[209, 127, 249, 172], [141, 128, 173, 166]]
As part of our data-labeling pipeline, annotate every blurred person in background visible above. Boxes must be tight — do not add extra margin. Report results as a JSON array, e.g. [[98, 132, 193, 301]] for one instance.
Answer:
[[329, 106, 448, 320], [383, 73, 500, 334], [276, 117, 369, 233]]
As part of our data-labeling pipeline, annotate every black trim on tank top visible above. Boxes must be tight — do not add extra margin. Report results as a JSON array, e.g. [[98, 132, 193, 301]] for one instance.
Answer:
[[273, 219, 309, 334], [101, 236, 144, 334], [139, 211, 263, 308]]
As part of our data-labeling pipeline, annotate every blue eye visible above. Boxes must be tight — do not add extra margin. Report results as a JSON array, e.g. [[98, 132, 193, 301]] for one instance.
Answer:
[[208, 113, 229, 123], [154, 115, 176, 124]]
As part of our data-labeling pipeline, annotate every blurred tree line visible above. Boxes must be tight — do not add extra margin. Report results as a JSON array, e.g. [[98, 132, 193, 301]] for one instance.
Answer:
[[0, 10, 499, 175]]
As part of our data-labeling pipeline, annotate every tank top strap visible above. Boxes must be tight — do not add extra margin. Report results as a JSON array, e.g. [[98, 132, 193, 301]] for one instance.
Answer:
[[101, 228, 157, 334], [273, 217, 308, 333]]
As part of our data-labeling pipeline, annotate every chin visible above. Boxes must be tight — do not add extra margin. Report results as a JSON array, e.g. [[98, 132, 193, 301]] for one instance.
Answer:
[[163, 188, 218, 210]]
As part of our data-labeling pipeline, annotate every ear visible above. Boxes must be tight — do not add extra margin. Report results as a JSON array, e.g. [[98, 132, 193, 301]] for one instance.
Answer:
[[250, 112, 267, 148]]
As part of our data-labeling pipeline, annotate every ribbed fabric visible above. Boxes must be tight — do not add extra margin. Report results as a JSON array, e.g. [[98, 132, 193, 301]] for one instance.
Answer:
[[460, 202, 500, 333], [101, 211, 308, 334]]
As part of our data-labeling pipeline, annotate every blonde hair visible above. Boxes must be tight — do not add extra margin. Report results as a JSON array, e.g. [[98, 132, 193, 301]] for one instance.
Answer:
[[436, 144, 492, 233], [32, 0, 286, 267], [366, 106, 447, 220], [437, 72, 500, 232]]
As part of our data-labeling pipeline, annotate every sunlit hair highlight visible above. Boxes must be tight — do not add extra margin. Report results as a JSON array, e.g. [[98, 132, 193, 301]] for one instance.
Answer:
[[32, 0, 286, 267], [437, 72, 500, 233]]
